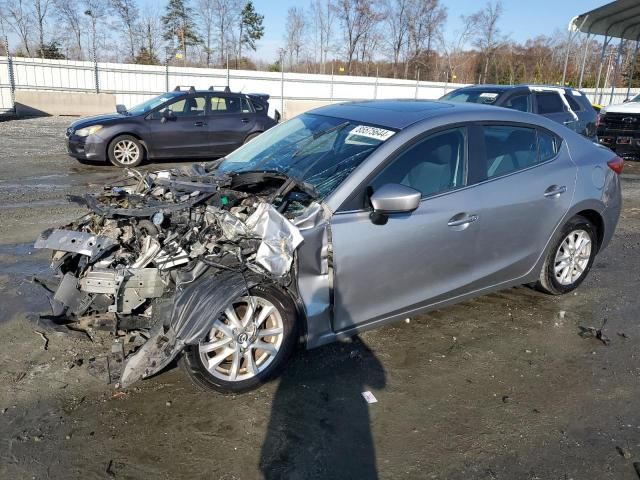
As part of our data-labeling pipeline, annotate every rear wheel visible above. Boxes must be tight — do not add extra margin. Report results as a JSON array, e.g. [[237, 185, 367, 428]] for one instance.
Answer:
[[536, 215, 597, 295], [108, 135, 144, 168], [180, 285, 298, 394], [243, 132, 262, 145]]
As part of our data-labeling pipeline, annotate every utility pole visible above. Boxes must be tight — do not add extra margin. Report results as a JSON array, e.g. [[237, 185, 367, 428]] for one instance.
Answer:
[[85, 9, 99, 94]]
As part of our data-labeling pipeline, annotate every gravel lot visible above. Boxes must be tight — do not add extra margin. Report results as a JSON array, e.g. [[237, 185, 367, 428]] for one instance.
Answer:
[[1, 116, 640, 480]]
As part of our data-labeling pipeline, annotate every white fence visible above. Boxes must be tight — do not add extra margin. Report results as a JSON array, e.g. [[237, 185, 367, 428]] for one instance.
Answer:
[[2, 55, 639, 116], [0, 56, 466, 116]]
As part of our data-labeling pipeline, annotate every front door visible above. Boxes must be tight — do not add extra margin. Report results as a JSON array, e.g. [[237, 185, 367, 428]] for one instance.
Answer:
[[148, 95, 209, 158], [208, 95, 256, 154], [330, 127, 484, 332]]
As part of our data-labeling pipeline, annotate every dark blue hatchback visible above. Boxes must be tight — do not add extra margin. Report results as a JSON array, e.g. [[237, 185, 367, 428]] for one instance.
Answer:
[[66, 87, 280, 167]]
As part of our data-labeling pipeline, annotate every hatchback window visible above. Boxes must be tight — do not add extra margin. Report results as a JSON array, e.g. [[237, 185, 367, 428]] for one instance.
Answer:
[[504, 94, 531, 112], [483, 126, 538, 178], [536, 92, 565, 114], [370, 128, 467, 198], [564, 93, 583, 112]]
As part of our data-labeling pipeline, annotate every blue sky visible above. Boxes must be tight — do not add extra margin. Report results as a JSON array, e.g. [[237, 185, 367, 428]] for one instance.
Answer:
[[248, 0, 606, 61]]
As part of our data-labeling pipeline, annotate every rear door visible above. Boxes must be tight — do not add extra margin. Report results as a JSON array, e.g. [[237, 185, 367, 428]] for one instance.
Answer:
[[207, 95, 256, 154], [467, 123, 577, 287], [535, 91, 575, 130], [147, 95, 209, 157]]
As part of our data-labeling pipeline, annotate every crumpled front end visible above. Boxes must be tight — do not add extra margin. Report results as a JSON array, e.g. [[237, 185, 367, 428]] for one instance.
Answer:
[[34, 164, 314, 387]]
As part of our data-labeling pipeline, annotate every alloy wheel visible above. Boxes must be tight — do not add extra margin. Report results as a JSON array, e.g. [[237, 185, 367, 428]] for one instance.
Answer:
[[113, 140, 140, 165], [554, 229, 592, 285], [198, 296, 285, 382]]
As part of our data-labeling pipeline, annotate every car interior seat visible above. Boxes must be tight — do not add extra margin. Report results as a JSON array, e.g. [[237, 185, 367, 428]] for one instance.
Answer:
[[401, 142, 455, 196]]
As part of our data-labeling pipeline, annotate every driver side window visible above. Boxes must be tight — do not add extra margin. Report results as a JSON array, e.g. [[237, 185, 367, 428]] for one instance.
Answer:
[[370, 128, 467, 198]]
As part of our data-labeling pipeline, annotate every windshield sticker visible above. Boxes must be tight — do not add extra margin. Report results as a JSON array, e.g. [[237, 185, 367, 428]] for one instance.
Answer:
[[348, 125, 395, 142]]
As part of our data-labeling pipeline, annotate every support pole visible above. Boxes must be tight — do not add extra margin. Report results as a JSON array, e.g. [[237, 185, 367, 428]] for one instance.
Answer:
[[609, 38, 625, 105], [562, 16, 588, 86], [374, 66, 378, 99], [578, 32, 591, 88], [414, 68, 420, 99], [330, 61, 334, 101], [280, 53, 285, 118], [626, 38, 640, 100], [594, 36, 610, 103], [5, 35, 15, 112], [165, 47, 170, 92], [226, 51, 230, 88]]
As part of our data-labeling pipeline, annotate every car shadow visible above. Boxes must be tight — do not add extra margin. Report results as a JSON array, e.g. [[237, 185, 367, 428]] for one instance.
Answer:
[[259, 336, 385, 479]]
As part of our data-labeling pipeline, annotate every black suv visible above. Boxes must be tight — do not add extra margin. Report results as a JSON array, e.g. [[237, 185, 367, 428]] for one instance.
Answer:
[[66, 86, 280, 167], [441, 85, 597, 140]]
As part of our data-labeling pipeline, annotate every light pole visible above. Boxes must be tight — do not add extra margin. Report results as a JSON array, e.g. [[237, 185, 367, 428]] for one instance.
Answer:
[[84, 9, 99, 94]]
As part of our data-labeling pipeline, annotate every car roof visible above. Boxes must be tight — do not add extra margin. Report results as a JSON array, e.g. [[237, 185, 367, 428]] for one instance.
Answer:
[[308, 99, 542, 130], [310, 100, 459, 129]]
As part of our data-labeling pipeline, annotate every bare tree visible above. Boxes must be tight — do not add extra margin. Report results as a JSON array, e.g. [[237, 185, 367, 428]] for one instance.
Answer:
[[211, 0, 241, 65], [310, 0, 335, 73], [469, 0, 504, 83], [110, 0, 139, 60], [198, 0, 216, 66], [284, 6, 306, 68], [404, 0, 447, 79], [1, 0, 32, 56], [33, 0, 52, 57], [438, 16, 477, 83], [333, 0, 382, 75], [54, 0, 84, 59], [140, 10, 163, 63], [383, 0, 410, 77]]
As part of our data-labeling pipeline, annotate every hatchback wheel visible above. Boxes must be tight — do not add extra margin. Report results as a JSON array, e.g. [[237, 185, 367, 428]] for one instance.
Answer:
[[536, 215, 597, 295], [108, 135, 144, 168], [180, 285, 298, 393]]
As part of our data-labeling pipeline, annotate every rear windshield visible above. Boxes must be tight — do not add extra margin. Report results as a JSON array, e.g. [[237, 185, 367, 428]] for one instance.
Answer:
[[441, 89, 505, 105]]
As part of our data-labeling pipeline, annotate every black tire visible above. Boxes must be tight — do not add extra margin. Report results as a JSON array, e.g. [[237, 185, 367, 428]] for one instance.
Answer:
[[180, 284, 298, 394], [536, 215, 598, 295], [107, 135, 145, 168], [243, 132, 262, 145]]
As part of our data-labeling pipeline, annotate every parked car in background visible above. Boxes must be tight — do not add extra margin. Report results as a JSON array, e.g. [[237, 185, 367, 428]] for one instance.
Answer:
[[441, 85, 597, 140], [38, 100, 622, 393], [66, 86, 280, 167], [597, 94, 640, 159]]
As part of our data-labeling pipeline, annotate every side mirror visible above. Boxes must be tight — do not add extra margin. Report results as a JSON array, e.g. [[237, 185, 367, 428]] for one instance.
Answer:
[[161, 109, 175, 123], [274, 109, 281, 123], [369, 183, 421, 224], [116, 104, 127, 114]]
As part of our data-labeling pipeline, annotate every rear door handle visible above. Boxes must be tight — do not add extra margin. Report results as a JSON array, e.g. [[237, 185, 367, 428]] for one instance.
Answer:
[[448, 213, 478, 227], [241, 118, 250, 123], [194, 121, 207, 127], [544, 185, 567, 198]]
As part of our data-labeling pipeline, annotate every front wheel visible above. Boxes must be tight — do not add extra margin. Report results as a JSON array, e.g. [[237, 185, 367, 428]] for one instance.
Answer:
[[536, 215, 597, 295], [108, 135, 145, 168], [180, 285, 298, 394]]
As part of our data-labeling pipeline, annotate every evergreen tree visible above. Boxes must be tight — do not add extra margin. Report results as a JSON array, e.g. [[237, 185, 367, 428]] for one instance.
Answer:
[[162, 0, 200, 64], [238, 1, 264, 61], [134, 46, 160, 65]]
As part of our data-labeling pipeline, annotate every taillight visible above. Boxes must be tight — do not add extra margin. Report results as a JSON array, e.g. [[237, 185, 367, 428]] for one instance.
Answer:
[[607, 155, 624, 174]]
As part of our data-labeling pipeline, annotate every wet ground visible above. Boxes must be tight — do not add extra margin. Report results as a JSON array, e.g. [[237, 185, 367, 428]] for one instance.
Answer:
[[1, 117, 640, 479]]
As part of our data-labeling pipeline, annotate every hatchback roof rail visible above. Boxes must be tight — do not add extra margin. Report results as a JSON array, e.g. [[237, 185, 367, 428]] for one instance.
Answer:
[[173, 85, 196, 93], [208, 85, 232, 93]]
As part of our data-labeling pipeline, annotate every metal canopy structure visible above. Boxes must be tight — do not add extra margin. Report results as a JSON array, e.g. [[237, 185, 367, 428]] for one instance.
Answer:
[[569, 0, 640, 103]]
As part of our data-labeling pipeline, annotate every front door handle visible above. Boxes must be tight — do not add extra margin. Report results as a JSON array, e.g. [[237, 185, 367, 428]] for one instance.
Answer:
[[194, 121, 207, 127], [544, 185, 567, 198], [241, 118, 250, 123], [448, 213, 478, 227]]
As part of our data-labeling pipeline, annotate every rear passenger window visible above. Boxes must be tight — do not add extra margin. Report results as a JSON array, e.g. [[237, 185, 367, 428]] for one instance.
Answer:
[[370, 128, 467, 198], [504, 94, 531, 112], [482, 125, 559, 180], [241, 97, 253, 113], [483, 126, 538, 178], [536, 92, 565, 114]]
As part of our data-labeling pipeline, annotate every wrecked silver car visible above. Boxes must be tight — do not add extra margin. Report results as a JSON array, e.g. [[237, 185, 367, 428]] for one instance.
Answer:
[[34, 101, 621, 393]]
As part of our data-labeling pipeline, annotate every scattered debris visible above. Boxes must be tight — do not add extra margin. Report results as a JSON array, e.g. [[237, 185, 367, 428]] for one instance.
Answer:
[[578, 318, 610, 345], [559, 310, 566, 319], [112, 391, 127, 400], [633, 462, 640, 478], [165, 400, 172, 407], [502, 395, 510, 403], [617, 446, 632, 459], [106, 459, 116, 478], [618, 332, 630, 339], [361, 391, 377, 404], [32, 329, 49, 350]]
